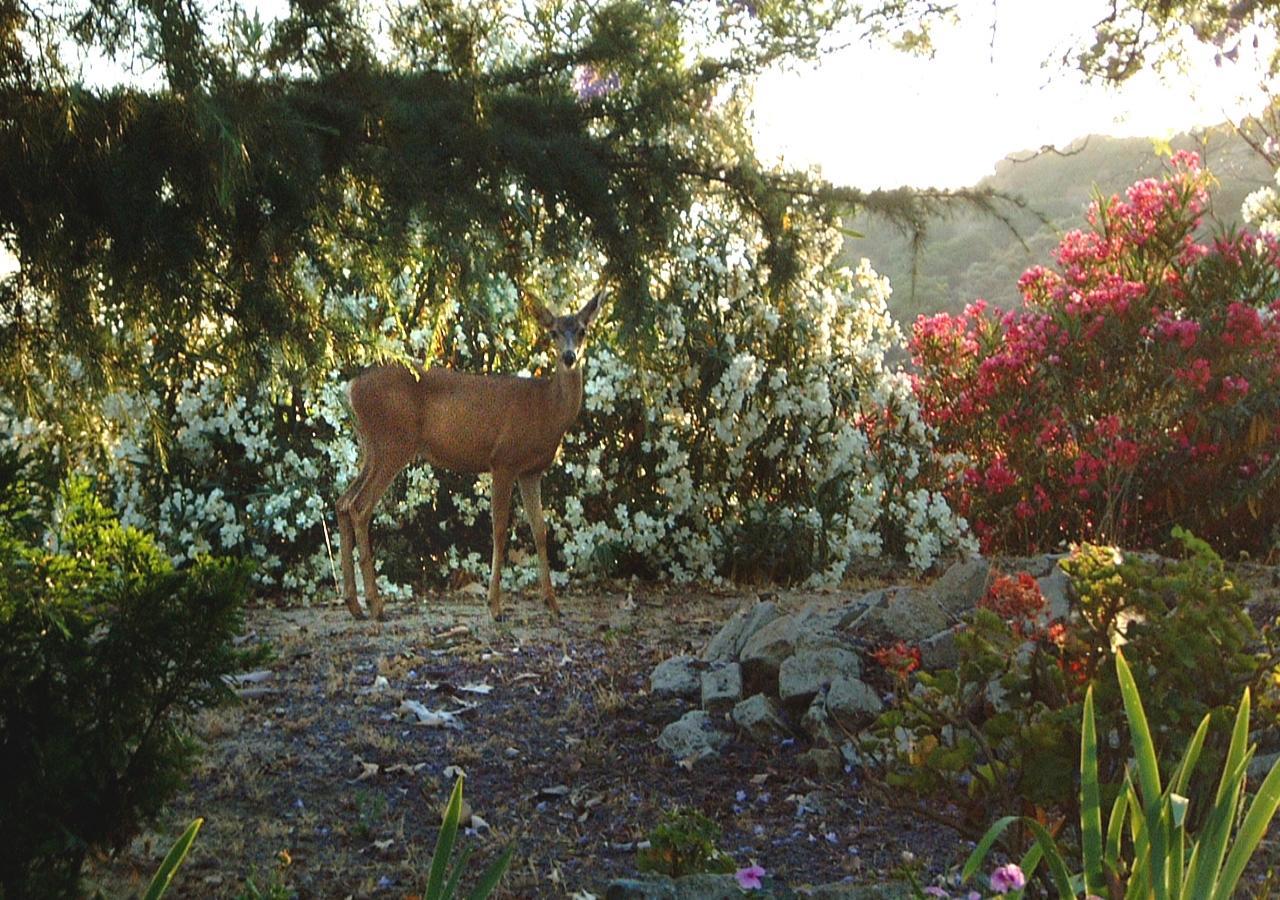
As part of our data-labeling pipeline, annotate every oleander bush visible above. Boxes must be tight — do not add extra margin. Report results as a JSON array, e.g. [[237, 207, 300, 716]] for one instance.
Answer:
[[911, 152, 1280, 557], [862, 531, 1278, 840], [2, 202, 973, 603], [0, 449, 268, 899]]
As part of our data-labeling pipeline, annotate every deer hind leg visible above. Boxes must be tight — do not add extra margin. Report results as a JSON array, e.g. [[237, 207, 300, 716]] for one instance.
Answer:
[[350, 453, 407, 621], [518, 474, 560, 617], [336, 469, 369, 619], [488, 471, 515, 620]]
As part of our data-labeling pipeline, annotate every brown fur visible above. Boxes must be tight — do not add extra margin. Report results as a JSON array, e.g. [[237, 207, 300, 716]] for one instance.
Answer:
[[336, 294, 601, 620]]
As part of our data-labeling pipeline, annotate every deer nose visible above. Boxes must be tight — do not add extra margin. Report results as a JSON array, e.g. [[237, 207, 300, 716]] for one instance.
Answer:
[[561, 350, 576, 367]]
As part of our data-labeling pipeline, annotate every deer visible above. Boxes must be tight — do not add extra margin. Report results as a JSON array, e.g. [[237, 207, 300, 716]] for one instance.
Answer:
[[336, 292, 603, 621]]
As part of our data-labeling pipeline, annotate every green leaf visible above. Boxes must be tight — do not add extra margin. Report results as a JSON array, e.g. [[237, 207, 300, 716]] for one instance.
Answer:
[[961, 815, 1021, 882], [427, 777, 465, 900], [142, 818, 203, 900], [464, 843, 515, 900], [1080, 686, 1105, 897], [1212, 751, 1280, 899], [1023, 819, 1075, 898]]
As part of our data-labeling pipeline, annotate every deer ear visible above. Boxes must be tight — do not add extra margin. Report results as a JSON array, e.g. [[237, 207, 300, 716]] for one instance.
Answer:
[[533, 303, 556, 329], [578, 291, 604, 328]]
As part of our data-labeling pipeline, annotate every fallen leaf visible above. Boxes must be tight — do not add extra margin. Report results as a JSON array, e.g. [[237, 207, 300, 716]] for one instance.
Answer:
[[458, 681, 493, 695], [350, 759, 380, 783], [443, 765, 466, 780], [397, 699, 462, 729]]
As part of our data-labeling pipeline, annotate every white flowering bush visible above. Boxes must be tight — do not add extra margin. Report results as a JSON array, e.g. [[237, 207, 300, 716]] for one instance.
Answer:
[[1, 202, 973, 601]]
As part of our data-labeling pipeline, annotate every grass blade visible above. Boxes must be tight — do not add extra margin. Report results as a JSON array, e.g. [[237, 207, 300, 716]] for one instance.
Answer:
[[1212, 753, 1280, 900], [1024, 819, 1075, 898], [1185, 754, 1250, 899], [1081, 686, 1105, 897], [143, 818, 203, 900], [464, 842, 515, 900], [961, 816, 1022, 882], [427, 777, 465, 900]]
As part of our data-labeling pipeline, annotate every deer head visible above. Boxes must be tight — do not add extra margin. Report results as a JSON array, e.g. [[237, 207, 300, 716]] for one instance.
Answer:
[[534, 291, 603, 369]]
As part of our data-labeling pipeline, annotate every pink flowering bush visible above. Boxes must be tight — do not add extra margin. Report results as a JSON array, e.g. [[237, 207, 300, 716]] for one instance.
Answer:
[[911, 153, 1280, 555]]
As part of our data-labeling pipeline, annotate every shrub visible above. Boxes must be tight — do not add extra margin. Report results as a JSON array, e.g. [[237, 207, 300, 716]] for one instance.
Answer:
[[962, 652, 1280, 899], [0, 450, 268, 898], [861, 532, 1277, 839], [911, 152, 1280, 556], [637, 808, 736, 878], [3, 202, 972, 601]]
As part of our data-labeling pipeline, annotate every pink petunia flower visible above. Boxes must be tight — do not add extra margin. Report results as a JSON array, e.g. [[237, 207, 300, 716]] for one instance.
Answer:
[[735, 864, 766, 890], [990, 862, 1026, 893]]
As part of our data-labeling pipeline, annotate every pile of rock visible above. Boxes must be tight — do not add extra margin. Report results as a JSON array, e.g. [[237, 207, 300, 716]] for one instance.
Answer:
[[649, 556, 1070, 776]]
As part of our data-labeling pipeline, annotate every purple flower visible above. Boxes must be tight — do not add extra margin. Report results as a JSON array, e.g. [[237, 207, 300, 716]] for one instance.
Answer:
[[572, 64, 621, 102], [735, 864, 766, 890], [923, 888, 950, 898], [990, 863, 1027, 893]]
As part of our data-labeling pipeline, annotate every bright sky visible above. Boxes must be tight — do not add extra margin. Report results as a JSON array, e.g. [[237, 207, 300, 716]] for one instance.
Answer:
[[752, 0, 1272, 189]]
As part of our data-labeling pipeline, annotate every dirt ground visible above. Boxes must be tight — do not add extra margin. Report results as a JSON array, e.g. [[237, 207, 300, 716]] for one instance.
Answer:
[[85, 578, 966, 899]]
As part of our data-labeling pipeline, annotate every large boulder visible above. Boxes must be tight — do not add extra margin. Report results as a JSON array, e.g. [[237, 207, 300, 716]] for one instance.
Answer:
[[825, 675, 884, 731], [700, 662, 743, 717], [649, 655, 701, 700], [702, 601, 781, 663], [1037, 566, 1072, 620], [732, 693, 792, 747], [778, 647, 861, 714], [657, 710, 730, 761], [918, 628, 959, 670]]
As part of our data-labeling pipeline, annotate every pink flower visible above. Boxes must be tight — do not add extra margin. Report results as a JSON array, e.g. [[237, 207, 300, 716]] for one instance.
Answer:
[[735, 864, 766, 890], [990, 863, 1026, 893]]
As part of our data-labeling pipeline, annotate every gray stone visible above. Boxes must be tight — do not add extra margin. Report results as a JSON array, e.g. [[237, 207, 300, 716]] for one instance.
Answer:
[[739, 614, 798, 694], [1249, 750, 1280, 783], [700, 662, 743, 717], [919, 628, 958, 670], [732, 693, 792, 746], [608, 873, 788, 900], [826, 675, 883, 731], [649, 655, 701, 699], [801, 695, 844, 746], [656, 710, 730, 761], [842, 587, 897, 631], [703, 601, 781, 662], [931, 557, 993, 617], [805, 884, 915, 899], [778, 647, 862, 714], [799, 746, 844, 779], [1037, 567, 1072, 620], [792, 603, 855, 651], [864, 587, 949, 643]]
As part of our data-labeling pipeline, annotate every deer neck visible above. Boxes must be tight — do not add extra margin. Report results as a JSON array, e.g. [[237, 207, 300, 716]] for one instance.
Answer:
[[550, 360, 585, 430]]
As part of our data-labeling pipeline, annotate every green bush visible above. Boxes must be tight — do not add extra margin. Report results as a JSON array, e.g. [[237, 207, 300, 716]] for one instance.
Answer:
[[0, 450, 268, 898], [637, 809, 736, 878], [862, 531, 1278, 840]]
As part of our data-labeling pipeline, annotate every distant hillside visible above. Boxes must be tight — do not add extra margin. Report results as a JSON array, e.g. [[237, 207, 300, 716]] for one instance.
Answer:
[[843, 125, 1275, 326]]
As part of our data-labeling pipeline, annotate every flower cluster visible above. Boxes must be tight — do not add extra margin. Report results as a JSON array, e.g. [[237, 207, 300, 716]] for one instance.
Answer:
[[1, 198, 972, 601], [911, 153, 1280, 555]]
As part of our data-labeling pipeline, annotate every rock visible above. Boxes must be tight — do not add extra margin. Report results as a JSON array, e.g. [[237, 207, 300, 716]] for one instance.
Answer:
[[732, 693, 792, 747], [799, 746, 844, 779], [650, 655, 701, 700], [656, 710, 730, 761], [778, 647, 862, 714], [607, 873, 785, 900], [805, 884, 916, 899], [1249, 750, 1280, 782], [739, 614, 798, 694], [864, 587, 949, 643], [792, 604, 855, 651], [931, 557, 993, 617], [700, 662, 743, 717], [918, 628, 958, 670], [801, 696, 843, 746], [841, 587, 896, 631], [825, 675, 883, 731], [703, 601, 781, 662], [1037, 567, 1071, 620]]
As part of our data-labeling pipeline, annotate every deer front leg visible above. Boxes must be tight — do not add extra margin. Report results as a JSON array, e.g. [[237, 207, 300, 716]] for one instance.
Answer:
[[518, 474, 560, 617], [336, 488, 365, 620], [488, 471, 515, 619]]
